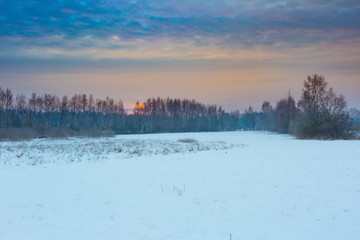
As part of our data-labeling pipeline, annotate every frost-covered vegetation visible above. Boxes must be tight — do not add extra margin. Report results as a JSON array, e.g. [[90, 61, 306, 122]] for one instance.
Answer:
[[0, 136, 237, 166]]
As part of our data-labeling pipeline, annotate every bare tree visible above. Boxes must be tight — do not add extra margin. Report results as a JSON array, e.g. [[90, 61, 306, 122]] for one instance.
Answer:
[[0, 87, 4, 109], [295, 74, 353, 139], [256, 101, 275, 131], [81, 94, 87, 112], [4, 88, 13, 110], [240, 106, 256, 130], [274, 94, 297, 133], [16, 94, 27, 110]]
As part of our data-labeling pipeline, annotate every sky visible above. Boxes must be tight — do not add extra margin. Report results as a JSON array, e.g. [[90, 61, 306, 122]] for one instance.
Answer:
[[0, 0, 359, 111]]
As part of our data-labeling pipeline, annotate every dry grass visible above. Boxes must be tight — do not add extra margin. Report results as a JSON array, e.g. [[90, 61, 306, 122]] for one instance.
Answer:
[[0, 128, 115, 141], [177, 138, 198, 144]]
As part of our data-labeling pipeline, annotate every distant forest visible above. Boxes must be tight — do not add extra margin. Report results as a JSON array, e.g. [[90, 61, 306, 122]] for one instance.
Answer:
[[0, 74, 359, 140], [0, 88, 240, 139]]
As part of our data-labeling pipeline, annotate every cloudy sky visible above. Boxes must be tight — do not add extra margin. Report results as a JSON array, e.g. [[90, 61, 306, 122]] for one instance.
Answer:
[[0, 0, 359, 110]]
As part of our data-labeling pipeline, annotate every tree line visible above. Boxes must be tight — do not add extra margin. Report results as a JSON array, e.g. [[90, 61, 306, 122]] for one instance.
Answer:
[[239, 74, 357, 139], [0, 74, 358, 140], [0, 88, 240, 139], [132, 97, 240, 133], [0, 90, 126, 132]]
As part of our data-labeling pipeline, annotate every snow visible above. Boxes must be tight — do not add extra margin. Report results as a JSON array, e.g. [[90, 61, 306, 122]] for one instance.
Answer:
[[0, 136, 237, 166], [0, 131, 359, 240]]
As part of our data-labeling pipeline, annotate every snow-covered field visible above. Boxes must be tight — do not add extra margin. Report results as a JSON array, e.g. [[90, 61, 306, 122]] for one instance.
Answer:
[[0, 131, 359, 240]]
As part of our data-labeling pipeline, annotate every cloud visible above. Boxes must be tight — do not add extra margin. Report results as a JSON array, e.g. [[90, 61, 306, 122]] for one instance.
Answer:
[[0, 0, 359, 60]]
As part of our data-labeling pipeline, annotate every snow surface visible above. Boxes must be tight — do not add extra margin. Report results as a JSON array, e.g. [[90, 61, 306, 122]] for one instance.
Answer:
[[0, 131, 359, 240]]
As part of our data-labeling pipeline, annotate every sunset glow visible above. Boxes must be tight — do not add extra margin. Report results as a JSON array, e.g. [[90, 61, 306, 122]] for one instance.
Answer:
[[0, 0, 359, 110], [134, 103, 145, 110]]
